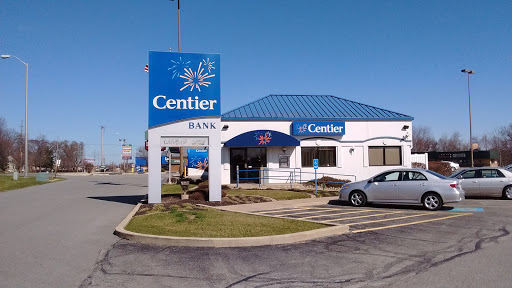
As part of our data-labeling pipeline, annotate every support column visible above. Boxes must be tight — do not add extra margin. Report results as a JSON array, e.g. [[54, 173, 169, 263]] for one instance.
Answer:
[[148, 130, 161, 203]]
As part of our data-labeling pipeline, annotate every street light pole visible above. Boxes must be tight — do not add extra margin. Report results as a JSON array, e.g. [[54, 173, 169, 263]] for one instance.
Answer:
[[461, 69, 475, 168], [1, 55, 29, 177]]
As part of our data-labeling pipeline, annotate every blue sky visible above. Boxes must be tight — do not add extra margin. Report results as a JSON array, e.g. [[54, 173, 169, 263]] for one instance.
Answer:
[[1, 0, 511, 164]]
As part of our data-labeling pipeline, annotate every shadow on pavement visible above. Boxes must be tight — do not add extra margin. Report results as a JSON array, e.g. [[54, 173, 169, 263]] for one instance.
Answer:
[[94, 181, 122, 186], [328, 199, 457, 211], [89, 180, 148, 188], [87, 195, 145, 205]]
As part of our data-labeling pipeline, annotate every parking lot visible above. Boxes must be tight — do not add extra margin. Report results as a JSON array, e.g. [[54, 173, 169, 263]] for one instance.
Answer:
[[253, 204, 476, 233]]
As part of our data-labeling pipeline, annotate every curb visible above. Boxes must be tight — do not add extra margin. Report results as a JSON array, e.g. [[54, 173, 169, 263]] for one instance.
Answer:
[[114, 203, 349, 247]]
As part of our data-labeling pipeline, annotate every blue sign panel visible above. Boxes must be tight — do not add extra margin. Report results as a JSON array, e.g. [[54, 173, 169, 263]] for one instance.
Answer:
[[313, 159, 319, 169], [292, 121, 345, 136], [148, 52, 221, 128], [187, 149, 209, 170], [224, 130, 300, 147]]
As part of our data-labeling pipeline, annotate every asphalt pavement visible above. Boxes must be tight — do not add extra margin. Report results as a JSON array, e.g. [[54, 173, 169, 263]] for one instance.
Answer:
[[0, 174, 147, 288]]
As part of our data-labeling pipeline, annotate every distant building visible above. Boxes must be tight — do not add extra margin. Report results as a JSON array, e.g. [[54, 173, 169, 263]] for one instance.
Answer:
[[414, 150, 500, 167]]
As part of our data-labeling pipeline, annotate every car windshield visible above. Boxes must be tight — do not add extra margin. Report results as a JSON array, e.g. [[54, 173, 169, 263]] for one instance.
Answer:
[[425, 170, 450, 179]]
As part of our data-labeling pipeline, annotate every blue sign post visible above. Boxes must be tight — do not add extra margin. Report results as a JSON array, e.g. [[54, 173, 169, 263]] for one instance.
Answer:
[[313, 159, 319, 196]]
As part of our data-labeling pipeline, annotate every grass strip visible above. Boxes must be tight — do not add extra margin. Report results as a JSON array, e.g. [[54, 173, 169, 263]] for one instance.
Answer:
[[125, 207, 328, 238], [226, 189, 310, 200], [0, 175, 63, 192]]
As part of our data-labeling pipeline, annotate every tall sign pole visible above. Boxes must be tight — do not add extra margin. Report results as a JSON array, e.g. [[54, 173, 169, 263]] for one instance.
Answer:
[[178, 0, 181, 53], [172, 0, 185, 175]]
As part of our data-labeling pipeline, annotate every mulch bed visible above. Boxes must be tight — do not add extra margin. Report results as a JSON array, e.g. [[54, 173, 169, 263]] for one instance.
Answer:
[[136, 194, 274, 216]]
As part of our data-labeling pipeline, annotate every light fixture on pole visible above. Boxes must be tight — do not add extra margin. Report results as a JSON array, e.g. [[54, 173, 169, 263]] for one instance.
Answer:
[[1, 55, 29, 177], [461, 69, 475, 168]]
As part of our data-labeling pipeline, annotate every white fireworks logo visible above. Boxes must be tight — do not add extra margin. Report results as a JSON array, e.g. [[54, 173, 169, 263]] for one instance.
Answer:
[[180, 62, 216, 92], [202, 58, 215, 73], [168, 57, 190, 79]]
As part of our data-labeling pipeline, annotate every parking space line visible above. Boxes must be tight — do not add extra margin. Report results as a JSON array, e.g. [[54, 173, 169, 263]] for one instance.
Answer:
[[346, 212, 433, 226], [257, 206, 353, 214], [323, 211, 405, 222], [351, 213, 472, 233], [257, 208, 307, 214], [298, 209, 374, 220], [270, 208, 343, 217]]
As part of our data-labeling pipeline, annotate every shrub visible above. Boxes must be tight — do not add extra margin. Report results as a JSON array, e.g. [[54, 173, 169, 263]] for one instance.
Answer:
[[189, 191, 205, 201], [191, 184, 227, 201], [412, 162, 427, 169], [428, 161, 452, 176], [305, 176, 351, 188]]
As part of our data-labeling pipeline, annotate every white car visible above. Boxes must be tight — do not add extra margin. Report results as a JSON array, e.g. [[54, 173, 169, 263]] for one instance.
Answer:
[[442, 161, 460, 172], [450, 167, 512, 199], [339, 169, 465, 211]]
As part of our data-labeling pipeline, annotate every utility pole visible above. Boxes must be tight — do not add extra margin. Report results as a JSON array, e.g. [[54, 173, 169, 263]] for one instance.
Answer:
[[100, 126, 104, 166]]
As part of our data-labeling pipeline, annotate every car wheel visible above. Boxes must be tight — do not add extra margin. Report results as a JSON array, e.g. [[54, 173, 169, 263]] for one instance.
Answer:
[[349, 191, 367, 207], [503, 185, 512, 200], [422, 192, 443, 211]]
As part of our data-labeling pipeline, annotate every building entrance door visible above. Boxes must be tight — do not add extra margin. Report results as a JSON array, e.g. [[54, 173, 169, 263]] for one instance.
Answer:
[[230, 147, 267, 183]]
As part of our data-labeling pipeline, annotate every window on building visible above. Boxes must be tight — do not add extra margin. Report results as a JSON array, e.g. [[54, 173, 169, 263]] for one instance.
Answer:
[[369, 146, 402, 166], [301, 147, 336, 167]]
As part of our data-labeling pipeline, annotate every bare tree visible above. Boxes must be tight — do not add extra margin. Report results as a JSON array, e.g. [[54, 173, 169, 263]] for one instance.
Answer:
[[438, 132, 465, 152], [0, 118, 16, 171], [136, 145, 148, 158], [29, 135, 53, 172], [412, 125, 438, 152], [60, 141, 85, 171]]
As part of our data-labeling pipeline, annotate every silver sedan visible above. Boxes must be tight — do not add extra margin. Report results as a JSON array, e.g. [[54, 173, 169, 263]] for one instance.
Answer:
[[339, 169, 465, 210], [449, 167, 512, 199]]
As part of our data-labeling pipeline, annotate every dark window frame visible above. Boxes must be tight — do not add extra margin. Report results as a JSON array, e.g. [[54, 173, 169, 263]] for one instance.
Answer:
[[301, 146, 336, 167]]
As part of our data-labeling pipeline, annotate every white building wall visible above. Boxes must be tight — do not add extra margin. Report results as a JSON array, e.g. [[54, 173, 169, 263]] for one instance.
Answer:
[[220, 120, 413, 184]]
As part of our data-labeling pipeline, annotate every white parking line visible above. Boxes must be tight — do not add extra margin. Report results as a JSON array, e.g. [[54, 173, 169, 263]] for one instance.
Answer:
[[346, 213, 432, 226], [269, 208, 345, 217], [323, 211, 405, 222], [298, 209, 375, 220], [351, 213, 472, 233]]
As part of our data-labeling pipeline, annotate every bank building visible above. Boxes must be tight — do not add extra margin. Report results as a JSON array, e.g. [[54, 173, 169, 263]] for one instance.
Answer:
[[219, 94, 414, 185]]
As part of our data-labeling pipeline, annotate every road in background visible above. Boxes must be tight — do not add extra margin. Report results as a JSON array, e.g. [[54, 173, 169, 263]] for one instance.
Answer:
[[0, 174, 147, 288]]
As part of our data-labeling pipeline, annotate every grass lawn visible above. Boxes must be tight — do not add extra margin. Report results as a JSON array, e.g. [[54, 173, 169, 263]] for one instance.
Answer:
[[162, 183, 197, 195], [125, 206, 328, 238], [0, 175, 63, 192], [225, 189, 311, 200]]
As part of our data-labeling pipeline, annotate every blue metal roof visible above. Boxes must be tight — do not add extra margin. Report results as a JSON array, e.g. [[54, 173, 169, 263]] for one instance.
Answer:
[[221, 95, 414, 121]]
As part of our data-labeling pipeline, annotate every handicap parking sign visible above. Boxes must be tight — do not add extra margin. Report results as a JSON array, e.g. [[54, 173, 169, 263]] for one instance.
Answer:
[[313, 159, 318, 169]]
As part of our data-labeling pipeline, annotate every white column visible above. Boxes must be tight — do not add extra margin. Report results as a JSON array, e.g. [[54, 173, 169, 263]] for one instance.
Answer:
[[148, 130, 161, 203]]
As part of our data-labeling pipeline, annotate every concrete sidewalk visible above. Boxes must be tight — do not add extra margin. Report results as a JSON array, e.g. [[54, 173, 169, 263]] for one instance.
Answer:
[[114, 196, 349, 247], [213, 196, 339, 213]]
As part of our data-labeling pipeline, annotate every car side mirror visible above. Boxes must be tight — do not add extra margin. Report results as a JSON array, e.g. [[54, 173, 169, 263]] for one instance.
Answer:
[[368, 178, 374, 184], [456, 175, 463, 179]]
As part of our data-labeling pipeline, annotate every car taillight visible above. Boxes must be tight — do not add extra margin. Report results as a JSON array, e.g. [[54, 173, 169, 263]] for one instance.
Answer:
[[450, 183, 459, 188]]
